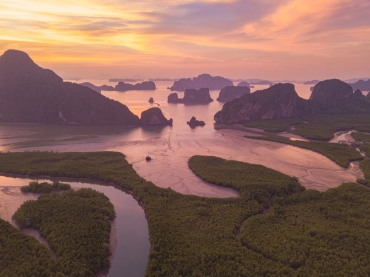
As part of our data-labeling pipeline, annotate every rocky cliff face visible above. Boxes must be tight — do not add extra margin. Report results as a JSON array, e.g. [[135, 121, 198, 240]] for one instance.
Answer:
[[310, 79, 352, 106], [0, 49, 139, 125], [170, 74, 232, 91], [214, 83, 315, 124], [214, 79, 370, 124], [310, 79, 370, 113], [183, 88, 213, 104], [115, 81, 156, 92], [168, 88, 213, 104], [140, 107, 173, 125], [168, 93, 179, 103], [217, 86, 250, 102]]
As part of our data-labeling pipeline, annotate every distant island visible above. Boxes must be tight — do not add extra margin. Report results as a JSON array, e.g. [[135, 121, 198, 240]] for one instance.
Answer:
[[80, 81, 157, 92], [149, 78, 179, 82], [350, 79, 370, 91], [0, 49, 141, 125], [304, 79, 321, 85], [100, 84, 115, 91], [237, 81, 250, 87], [109, 78, 140, 82], [217, 86, 250, 102], [170, 74, 232, 91], [168, 88, 213, 104], [115, 81, 156, 92], [215, 79, 370, 123]]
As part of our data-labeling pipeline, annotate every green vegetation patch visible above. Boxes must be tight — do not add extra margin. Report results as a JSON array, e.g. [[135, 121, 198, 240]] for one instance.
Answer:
[[0, 218, 55, 277], [360, 143, 370, 157], [188, 155, 304, 205], [243, 118, 304, 132], [360, 159, 370, 180], [20, 181, 71, 193], [351, 132, 370, 142], [242, 114, 370, 140], [13, 188, 115, 277], [241, 183, 370, 276], [245, 135, 363, 167]]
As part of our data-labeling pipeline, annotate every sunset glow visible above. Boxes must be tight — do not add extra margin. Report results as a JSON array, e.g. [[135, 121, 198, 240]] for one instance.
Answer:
[[1, 0, 369, 80]]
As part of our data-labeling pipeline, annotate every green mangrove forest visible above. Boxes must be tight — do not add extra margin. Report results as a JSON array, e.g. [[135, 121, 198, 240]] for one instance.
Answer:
[[0, 177, 115, 277], [0, 218, 55, 277], [20, 181, 71, 193], [0, 152, 369, 276], [243, 114, 370, 140], [13, 187, 115, 277]]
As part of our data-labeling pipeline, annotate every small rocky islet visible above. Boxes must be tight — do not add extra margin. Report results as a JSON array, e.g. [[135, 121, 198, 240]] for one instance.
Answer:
[[187, 117, 205, 128]]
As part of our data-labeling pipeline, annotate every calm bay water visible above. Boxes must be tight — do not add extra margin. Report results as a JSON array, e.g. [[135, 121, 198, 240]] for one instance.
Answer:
[[94, 80, 311, 138]]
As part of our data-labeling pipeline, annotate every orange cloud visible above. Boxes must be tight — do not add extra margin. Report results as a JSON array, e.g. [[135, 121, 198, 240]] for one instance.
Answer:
[[0, 0, 369, 80]]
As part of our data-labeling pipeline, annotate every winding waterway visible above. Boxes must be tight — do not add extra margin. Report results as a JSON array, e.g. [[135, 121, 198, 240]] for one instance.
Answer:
[[0, 175, 150, 277]]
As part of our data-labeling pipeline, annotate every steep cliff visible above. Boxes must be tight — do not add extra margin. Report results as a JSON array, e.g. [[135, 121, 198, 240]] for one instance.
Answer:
[[167, 88, 213, 104], [214, 83, 315, 124], [310, 79, 370, 113], [0, 50, 139, 125], [215, 80, 370, 124], [140, 107, 173, 125]]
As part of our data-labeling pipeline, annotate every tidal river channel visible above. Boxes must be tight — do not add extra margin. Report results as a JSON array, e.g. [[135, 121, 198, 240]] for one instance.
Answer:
[[0, 176, 150, 277]]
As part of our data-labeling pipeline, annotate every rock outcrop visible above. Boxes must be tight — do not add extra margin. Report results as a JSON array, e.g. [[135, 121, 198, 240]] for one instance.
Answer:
[[0, 49, 139, 125], [215, 79, 370, 124], [214, 83, 315, 124], [148, 97, 154, 103], [310, 79, 353, 106], [187, 117, 205, 128], [79, 82, 101, 93], [237, 82, 250, 87], [115, 81, 156, 92], [310, 79, 370, 113], [170, 74, 232, 91], [350, 79, 370, 91], [168, 93, 179, 103], [217, 86, 250, 102], [140, 107, 173, 126], [167, 88, 213, 104]]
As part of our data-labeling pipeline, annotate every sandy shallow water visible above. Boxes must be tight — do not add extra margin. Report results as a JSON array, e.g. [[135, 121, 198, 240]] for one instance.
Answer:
[[9, 127, 363, 195]]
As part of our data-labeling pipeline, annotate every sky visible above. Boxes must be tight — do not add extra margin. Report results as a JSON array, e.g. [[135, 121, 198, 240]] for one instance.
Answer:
[[1, 0, 370, 81]]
